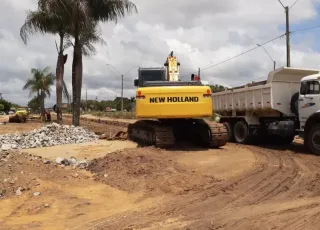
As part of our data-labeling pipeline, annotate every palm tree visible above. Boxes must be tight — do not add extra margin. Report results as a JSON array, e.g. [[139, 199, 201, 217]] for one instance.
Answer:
[[23, 66, 70, 120], [37, 0, 138, 126], [20, 4, 70, 124], [66, 21, 107, 124]]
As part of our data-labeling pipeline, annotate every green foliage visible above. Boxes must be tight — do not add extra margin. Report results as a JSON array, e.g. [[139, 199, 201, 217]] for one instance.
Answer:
[[83, 97, 134, 112], [0, 104, 4, 111], [23, 67, 55, 98], [0, 99, 11, 112], [27, 96, 41, 113], [210, 84, 226, 93], [10, 103, 21, 108], [88, 111, 136, 119]]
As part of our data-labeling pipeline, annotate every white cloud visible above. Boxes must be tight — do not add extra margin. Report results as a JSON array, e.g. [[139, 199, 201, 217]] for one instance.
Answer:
[[0, 0, 319, 107]]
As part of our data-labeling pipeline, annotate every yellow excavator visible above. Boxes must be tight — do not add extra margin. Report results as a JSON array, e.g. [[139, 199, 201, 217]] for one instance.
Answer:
[[128, 51, 228, 148]]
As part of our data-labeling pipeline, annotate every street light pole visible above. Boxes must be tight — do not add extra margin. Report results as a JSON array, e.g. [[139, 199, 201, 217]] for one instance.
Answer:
[[257, 44, 276, 70], [106, 64, 140, 113]]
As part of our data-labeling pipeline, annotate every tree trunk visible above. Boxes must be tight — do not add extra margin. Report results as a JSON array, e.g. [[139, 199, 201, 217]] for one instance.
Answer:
[[56, 35, 64, 124], [72, 37, 82, 126], [72, 50, 76, 125], [40, 90, 45, 121]]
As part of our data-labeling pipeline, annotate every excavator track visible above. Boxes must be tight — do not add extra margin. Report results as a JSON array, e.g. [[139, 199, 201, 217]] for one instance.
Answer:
[[128, 119, 228, 149], [203, 120, 229, 148], [128, 120, 175, 148]]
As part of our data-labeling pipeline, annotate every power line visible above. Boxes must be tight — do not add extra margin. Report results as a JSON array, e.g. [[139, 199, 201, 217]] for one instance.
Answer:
[[277, 0, 285, 8], [180, 33, 285, 78], [181, 24, 319, 79], [291, 25, 320, 33], [289, 0, 300, 9]]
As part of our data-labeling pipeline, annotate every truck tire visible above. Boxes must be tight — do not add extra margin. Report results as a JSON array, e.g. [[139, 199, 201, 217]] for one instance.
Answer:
[[290, 92, 299, 115], [307, 124, 320, 155], [224, 122, 234, 142], [234, 121, 249, 144]]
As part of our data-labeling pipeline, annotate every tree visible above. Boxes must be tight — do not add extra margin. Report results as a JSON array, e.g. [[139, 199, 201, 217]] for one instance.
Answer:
[[23, 67, 54, 119], [0, 99, 12, 112], [27, 96, 41, 113], [0, 104, 4, 111], [210, 84, 226, 93], [67, 21, 107, 124], [23, 67, 70, 120], [37, 0, 137, 126], [20, 3, 70, 124]]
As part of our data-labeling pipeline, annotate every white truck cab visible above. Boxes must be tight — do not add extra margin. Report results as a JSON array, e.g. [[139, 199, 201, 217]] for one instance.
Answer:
[[299, 74, 320, 153]]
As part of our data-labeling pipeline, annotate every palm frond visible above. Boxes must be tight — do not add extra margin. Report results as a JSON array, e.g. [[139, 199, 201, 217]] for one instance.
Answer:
[[87, 0, 138, 23], [62, 80, 70, 102], [20, 10, 61, 44], [77, 21, 106, 56]]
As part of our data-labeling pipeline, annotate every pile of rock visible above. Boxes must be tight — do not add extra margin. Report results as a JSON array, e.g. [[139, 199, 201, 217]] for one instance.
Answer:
[[0, 123, 99, 151], [55, 156, 89, 169]]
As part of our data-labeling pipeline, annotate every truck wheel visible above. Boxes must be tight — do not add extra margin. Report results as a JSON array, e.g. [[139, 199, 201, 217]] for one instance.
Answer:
[[224, 122, 234, 142], [307, 124, 320, 155], [234, 121, 249, 144]]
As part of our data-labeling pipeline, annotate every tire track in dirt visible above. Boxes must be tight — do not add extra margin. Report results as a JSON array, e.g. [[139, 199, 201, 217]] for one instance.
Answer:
[[72, 140, 320, 229], [232, 147, 301, 205], [181, 145, 320, 230]]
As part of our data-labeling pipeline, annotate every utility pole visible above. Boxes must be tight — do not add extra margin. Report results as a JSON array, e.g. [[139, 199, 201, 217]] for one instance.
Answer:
[[198, 68, 200, 80], [285, 6, 290, 67], [278, 0, 291, 67], [86, 89, 87, 111], [121, 74, 124, 112]]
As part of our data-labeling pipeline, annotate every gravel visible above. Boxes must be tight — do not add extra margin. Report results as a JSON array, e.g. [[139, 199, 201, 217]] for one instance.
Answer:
[[0, 123, 99, 151]]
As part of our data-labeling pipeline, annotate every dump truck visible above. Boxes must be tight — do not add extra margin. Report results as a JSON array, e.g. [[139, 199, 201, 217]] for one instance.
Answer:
[[128, 51, 228, 148], [212, 67, 320, 155]]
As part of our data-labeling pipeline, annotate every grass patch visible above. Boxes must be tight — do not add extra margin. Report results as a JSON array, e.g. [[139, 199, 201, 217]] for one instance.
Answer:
[[84, 111, 136, 119]]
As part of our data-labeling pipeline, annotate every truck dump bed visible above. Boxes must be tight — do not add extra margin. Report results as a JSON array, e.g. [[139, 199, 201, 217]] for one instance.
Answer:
[[212, 67, 319, 116]]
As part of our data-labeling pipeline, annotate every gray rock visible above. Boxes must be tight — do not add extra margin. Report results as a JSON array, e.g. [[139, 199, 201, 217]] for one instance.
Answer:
[[42, 159, 50, 164], [77, 160, 89, 169], [1, 144, 11, 151], [0, 123, 99, 150], [55, 157, 64, 164], [16, 187, 23, 196], [68, 157, 77, 166], [33, 192, 41, 196]]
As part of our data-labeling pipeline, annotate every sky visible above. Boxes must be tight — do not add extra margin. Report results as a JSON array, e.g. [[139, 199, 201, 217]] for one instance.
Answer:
[[0, 0, 319, 107]]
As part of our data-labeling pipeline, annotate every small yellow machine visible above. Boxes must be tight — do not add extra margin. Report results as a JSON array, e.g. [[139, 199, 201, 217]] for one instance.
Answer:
[[9, 108, 28, 123], [128, 51, 228, 148]]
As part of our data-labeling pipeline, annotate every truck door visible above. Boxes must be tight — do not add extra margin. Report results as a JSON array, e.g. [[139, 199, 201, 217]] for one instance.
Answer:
[[299, 80, 320, 129]]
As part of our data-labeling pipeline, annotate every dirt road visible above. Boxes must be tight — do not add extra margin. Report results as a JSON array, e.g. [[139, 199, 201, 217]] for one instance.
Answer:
[[1, 117, 319, 230]]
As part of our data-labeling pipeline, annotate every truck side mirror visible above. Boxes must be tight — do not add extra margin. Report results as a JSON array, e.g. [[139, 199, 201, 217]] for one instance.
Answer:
[[134, 79, 138, 87]]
